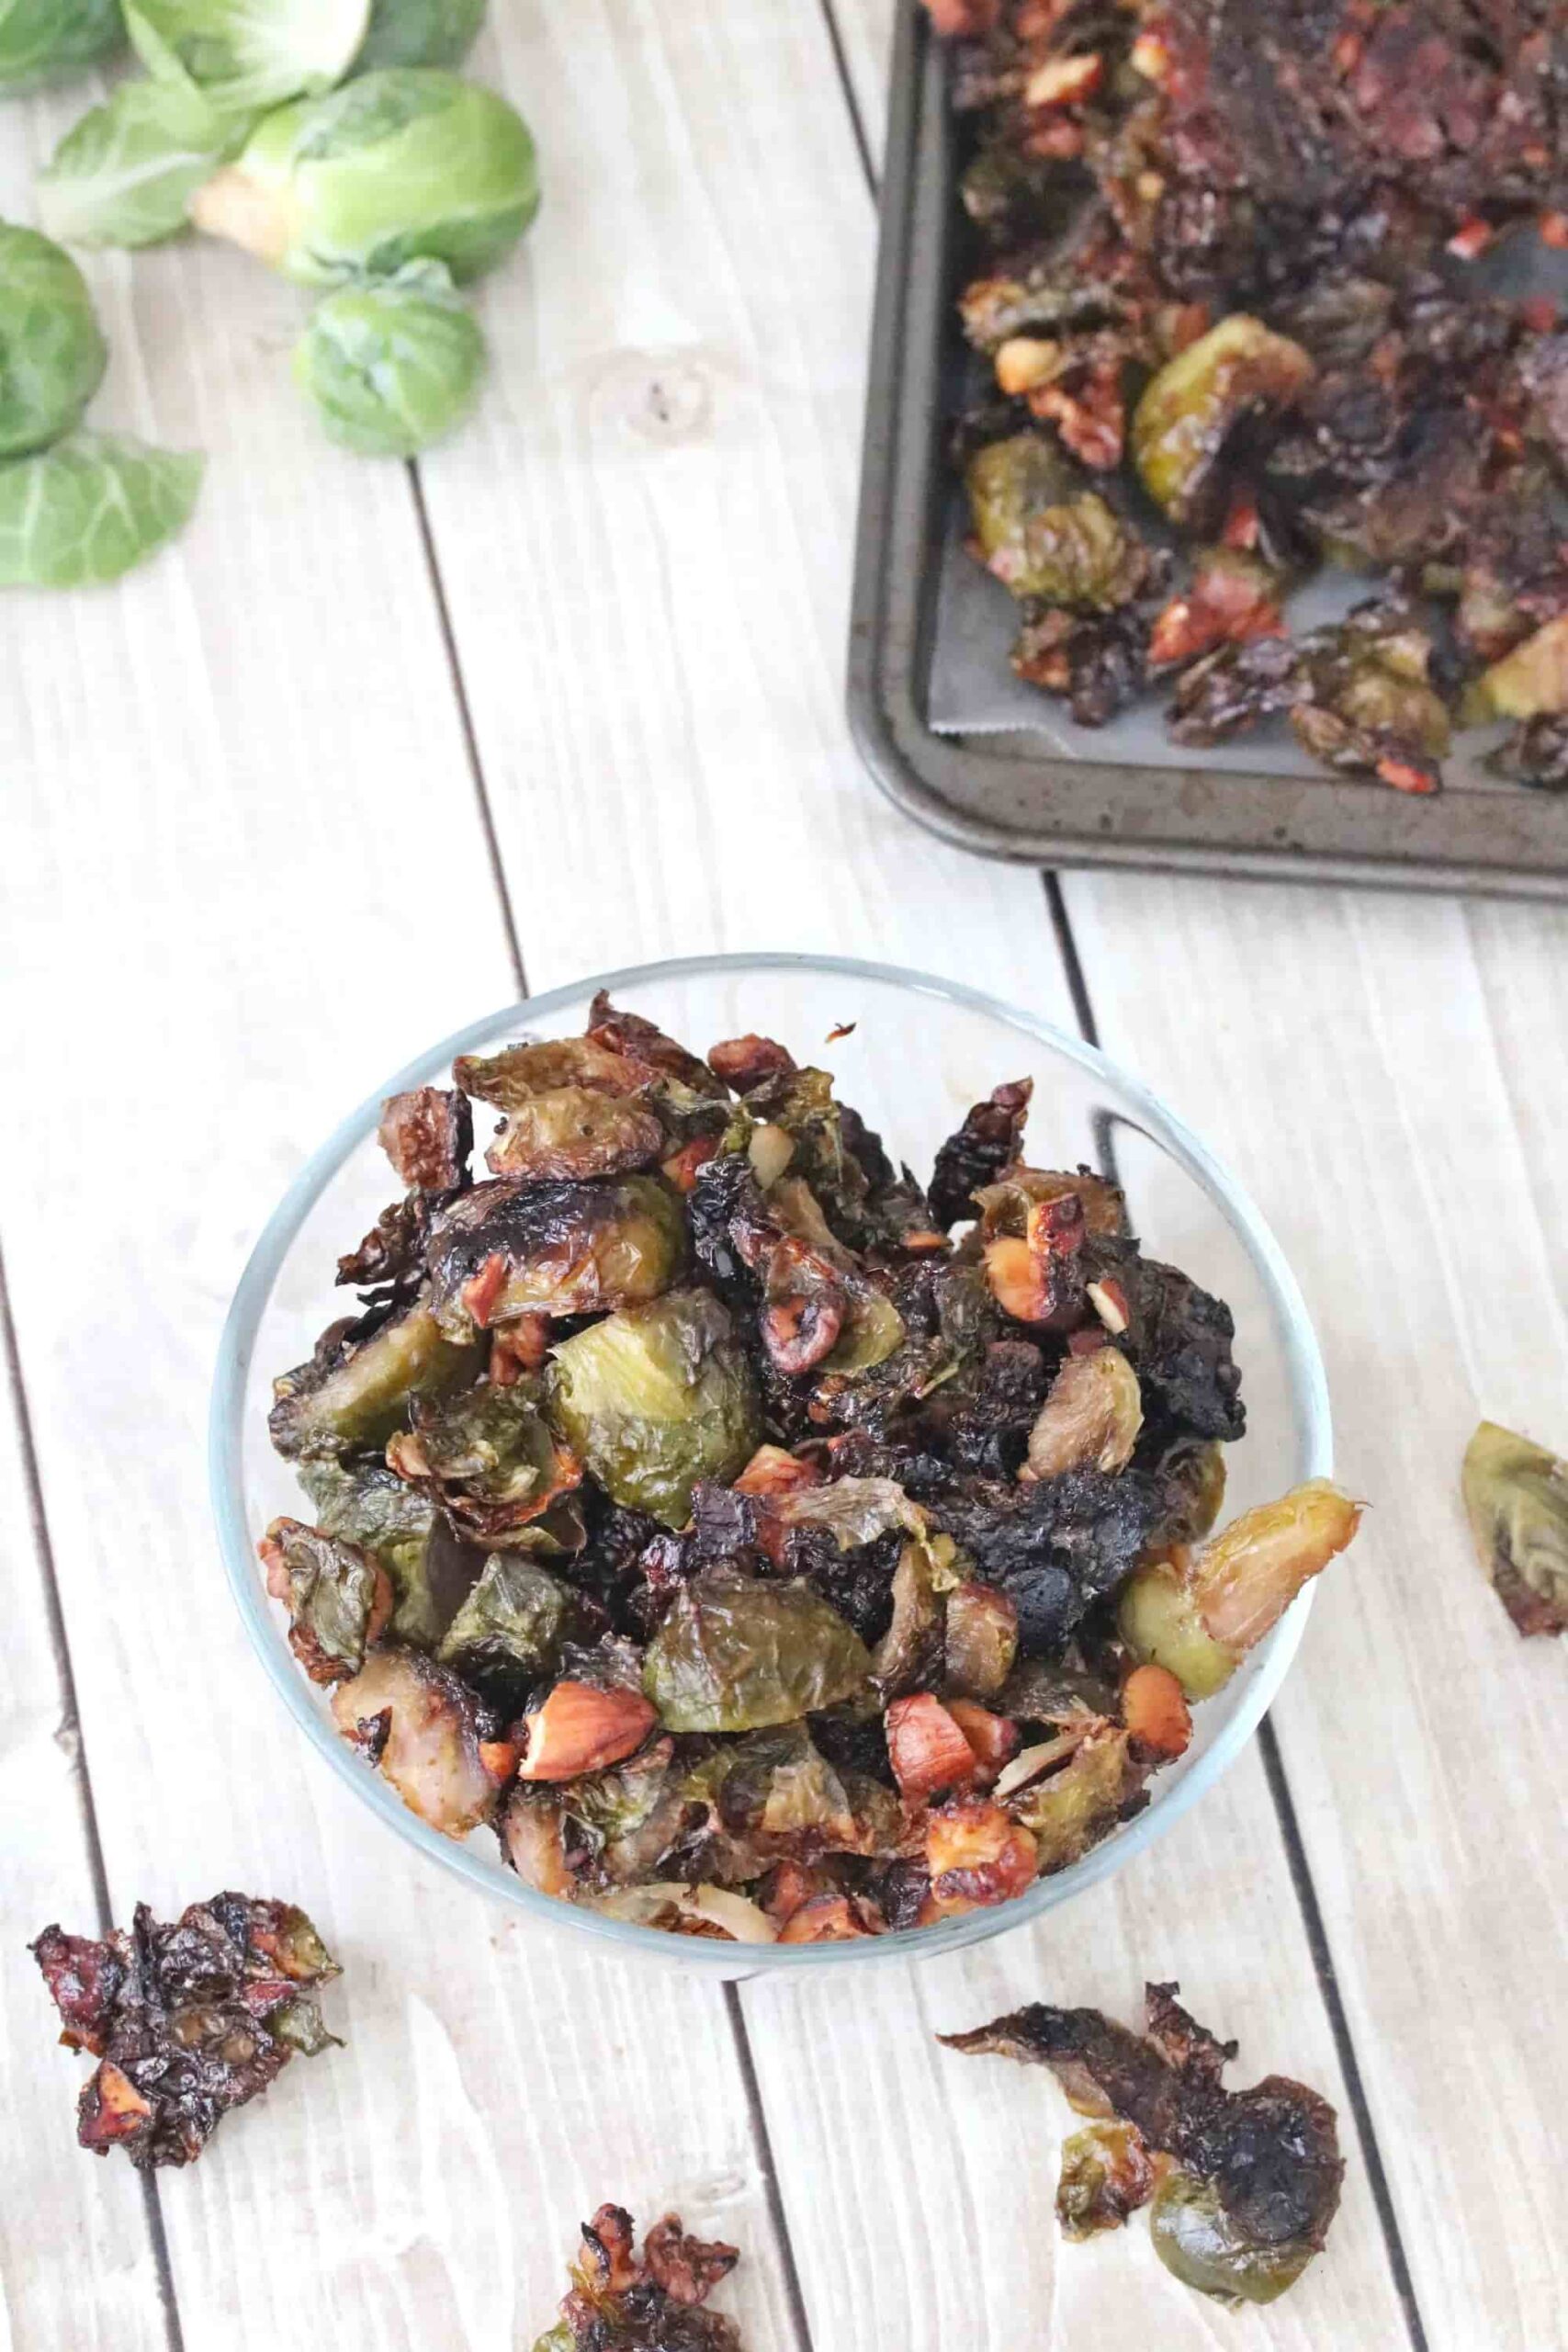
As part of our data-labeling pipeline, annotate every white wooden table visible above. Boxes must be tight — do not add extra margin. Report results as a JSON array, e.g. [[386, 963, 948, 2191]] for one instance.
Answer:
[[5, 7, 1564, 2347]]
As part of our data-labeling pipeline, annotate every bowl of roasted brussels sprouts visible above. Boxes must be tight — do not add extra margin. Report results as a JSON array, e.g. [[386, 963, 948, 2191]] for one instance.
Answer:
[[212, 954, 1346, 1972]]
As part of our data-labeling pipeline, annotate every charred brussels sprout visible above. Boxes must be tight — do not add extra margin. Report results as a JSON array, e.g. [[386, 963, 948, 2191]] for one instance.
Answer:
[[331, 1644, 499, 1834], [547, 1290, 759, 1527], [0, 224, 107, 458], [485, 1087, 665, 1182], [191, 69, 538, 288], [1461, 1419, 1568, 1637], [259, 1516, 389, 1684], [270, 1302, 485, 1458], [965, 433, 1149, 609], [295, 266, 486, 457], [390, 1375, 580, 1544], [1149, 2169, 1319, 2306], [644, 1571, 871, 1732], [437, 1554, 584, 1710], [1133, 317, 1314, 529], [428, 1176, 685, 1331]]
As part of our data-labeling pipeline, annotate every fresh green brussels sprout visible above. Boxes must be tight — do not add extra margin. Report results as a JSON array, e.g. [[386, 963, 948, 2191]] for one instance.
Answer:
[[300, 1454, 476, 1646], [644, 1570, 871, 1733], [355, 0, 484, 71], [965, 433, 1148, 610], [0, 226, 107, 458], [427, 1177, 685, 1333], [38, 81, 243, 251], [436, 1553, 583, 1709], [1133, 315, 1314, 527], [0, 0, 125, 92], [1461, 1419, 1568, 1637], [269, 1301, 486, 1460], [547, 1289, 760, 1528], [0, 431, 204, 588], [1149, 2169, 1318, 2306], [191, 68, 538, 287], [294, 266, 486, 458], [125, 0, 369, 113]]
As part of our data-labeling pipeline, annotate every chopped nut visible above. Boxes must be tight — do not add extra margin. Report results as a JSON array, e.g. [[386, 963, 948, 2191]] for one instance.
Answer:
[[1087, 1277, 1130, 1334], [777, 1894, 884, 1943], [995, 335, 1063, 396], [920, 1799, 1039, 1920], [1120, 1663, 1192, 1759], [886, 1692, 980, 1802], [516, 1682, 658, 1782], [947, 1699, 1022, 1782], [1024, 51, 1103, 107]]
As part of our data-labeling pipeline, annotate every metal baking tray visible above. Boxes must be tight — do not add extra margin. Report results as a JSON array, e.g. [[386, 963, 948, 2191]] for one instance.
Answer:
[[847, 0, 1568, 897]]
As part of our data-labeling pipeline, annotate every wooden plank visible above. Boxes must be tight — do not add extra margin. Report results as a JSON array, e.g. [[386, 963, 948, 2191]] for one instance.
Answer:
[[420, 6, 1412, 2347], [0, 1319, 170, 2352], [0, 85, 799, 2352]]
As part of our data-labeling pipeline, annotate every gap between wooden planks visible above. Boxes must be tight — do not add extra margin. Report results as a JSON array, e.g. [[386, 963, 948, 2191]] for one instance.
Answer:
[[410, 6, 1409, 2349], [827, 3, 1568, 2343]]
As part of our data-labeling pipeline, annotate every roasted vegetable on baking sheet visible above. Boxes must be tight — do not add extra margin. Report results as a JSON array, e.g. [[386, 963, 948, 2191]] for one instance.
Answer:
[[265, 1003, 1359, 1939], [927, 0, 1568, 793], [943, 1981, 1344, 2305], [532, 2204, 744, 2352], [31, 1893, 341, 2168]]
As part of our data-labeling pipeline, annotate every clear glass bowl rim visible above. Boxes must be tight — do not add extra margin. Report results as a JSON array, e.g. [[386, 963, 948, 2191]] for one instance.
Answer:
[[210, 949, 1332, 1971]]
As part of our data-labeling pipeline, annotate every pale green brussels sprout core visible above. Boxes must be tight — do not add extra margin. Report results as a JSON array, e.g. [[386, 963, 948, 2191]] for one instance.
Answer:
[[192, 68, 538, 288], [355, 0, 485, 71], [126, 0, 371, 114], [0, 0, 125, 93], [0, 224, 107, 458], [295, 267, 486, 456]]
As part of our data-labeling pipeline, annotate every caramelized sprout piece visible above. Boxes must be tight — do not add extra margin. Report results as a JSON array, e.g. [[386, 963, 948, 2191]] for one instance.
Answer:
[[547, 1289, 759, 1528], [270, 1303, 484, 1460], [1005, 1722, 1131, 1871], [299, 1454, 470, 1647], [644, 1570, 871, 1733], [532, 2201, 745, 2352], [1057, 2120, 1156, 2240], [486, 1087, 665, 1181], [1133, 316, 1314, 528], [428, 1176, 685, 1331], [966, 434, 1150, 608], [258, 1516, 391, 1685], [943, 1579, 1019, 1700], [1461, 1419, 1568, 1637], [1150, 2169, 1320, 2306], [1025, 1346, 1142, 1479], [436, 1554, 584, 1709], [332, 1645, 500, 1835], [1120, 1479, 1361, 1697], [1467, 614, 1568, 723]]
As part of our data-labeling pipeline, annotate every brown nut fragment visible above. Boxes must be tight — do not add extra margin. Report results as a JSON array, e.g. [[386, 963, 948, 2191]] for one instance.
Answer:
[[984, 1193, 1087, 1326], [776, 1894, 885, 1944], [946, 1699, 1021, 1783], [644, 2215, 741, 2305], [886, 1692, 980, 1802], [1024, 1347, 1143, 1480], [78, 2061, 154, 2152], [1024, 51, 1103, 107], [1121, 1663, 1192, 1760], [707, 1035, 796, 1091], [920, 1798, 1039, 1921], [378, 1087, 472, 1192], [516, 1682, 658, 1782]]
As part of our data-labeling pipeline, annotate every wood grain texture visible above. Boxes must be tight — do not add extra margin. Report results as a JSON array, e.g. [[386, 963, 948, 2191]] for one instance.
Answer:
[[0, 80, 798, 2352]]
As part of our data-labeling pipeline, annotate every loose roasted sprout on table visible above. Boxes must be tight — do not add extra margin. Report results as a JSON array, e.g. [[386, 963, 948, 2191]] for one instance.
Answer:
[[532, 2204, 744, 2352], [262, 998, 1360, 1944], [927, 0, 1568, 793]]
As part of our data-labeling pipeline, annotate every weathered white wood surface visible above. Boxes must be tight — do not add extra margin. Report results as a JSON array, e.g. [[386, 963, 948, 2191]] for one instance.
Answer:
[[1, 6, 1559, 2350]]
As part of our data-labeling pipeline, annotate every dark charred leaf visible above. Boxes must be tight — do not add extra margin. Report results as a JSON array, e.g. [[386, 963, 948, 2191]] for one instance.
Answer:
[[933, 1467, 1160, 1655], [426, 1177, 686, 1333], [535, 2202, 745, 2351], [437, 1553, 588, 1711], [929, 1079, 1033, 1230]]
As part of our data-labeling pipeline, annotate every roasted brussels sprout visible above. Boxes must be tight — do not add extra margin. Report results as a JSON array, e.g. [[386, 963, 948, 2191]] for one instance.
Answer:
[[125, 0, 369, 112], [547, 1290, 759, 1527], [1468, 615, 1568, 724], [1024, 1346, 1142, 1479], [644, 1571, 871, 1732], [1057, 2120, 1156, 2240], [1461, 1419, 1568, 1637], [966, 433, 1150, 609], [258, 1515, 391, 1684], [530, 2203, 743, 2352], [192, 68, 538, 287], [1133, 317, 1314, 529], [295, 266, 487, 457], [270, 1301, 485, 1458], [485, 1087, 665, 1182], [355, 0, 485, 70], [299, 1453, 473, 1645], [428, 1176, 685, 1331], [332, 1643, 502, 1834], [390, 1375, 579, 1544], [0, 0, 125, 91], [0, 224, 107, 458], [436, 1555, 583, 1709], [32, 1894, 340, 2170], [1150, 2169, 1319, 2305]]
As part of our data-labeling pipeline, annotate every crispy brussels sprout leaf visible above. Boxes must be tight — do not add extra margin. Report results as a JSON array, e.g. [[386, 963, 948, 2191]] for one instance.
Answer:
[[38, 82, 245, 250], [192, 68, 538, 287], [485, 1085, 665, 1182], [0, 0, 125, 91], [644, 1571, 871, 1732], [259, 1515, 389, 1683], [296, 266, 486, 457], [299, 1454, 476, 1645], [0, 224, 107, 455], [1006, 1723, 1131, 1871], [1057, 2120, 1156, 2240], [436, 1552, 582, 1709], [126, 0, 370, 112], [355, 0, 485, 69], [428, 1178, 685, 1332], [1468, 616, 1568, 723], [547, 1290, 759, 1528], [270, 1302, 485, 1460], [1461, 1419, 1568, 1637], [0, 432, 203, 587], [395, 1374, 578, 1543]]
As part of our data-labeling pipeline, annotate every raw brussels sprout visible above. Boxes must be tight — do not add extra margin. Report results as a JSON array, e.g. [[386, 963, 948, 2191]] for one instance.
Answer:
[[965, 432, 1148, 609], [192, 68, 538, 288], [644, 1570, 871, 1733], [38, 80, 242, 251], [547, 1289, 760, 1528], [1133, 315, 1314, 527], [1149, 2170, 1318, 2307], [427, 1177, 686, 1332], [0, 0, 124, 92], [436, 1553, 583, 1710], [355, 0, 484, 70], [125, 0, 369, 113], [294, 266, 486, 457], [0, 432, 204, 588], [0, 226, 107, 458], [1461, 1419, 1568, 1637], [269, 1301, 485, 1459]]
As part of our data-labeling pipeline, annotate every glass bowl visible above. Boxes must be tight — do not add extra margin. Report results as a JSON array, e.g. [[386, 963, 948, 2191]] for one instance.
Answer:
[[211, 952, 1330, 1975]]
